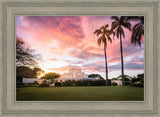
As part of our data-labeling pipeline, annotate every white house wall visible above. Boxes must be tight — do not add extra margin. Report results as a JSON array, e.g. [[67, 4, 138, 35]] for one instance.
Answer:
[[22, 78, 38, 83]]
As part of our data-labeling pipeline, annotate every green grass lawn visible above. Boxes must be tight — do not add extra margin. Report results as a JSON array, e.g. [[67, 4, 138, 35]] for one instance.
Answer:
[[16, 86, 144, 101]]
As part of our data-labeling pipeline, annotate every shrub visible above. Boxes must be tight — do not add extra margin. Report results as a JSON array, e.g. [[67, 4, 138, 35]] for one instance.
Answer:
[[38, 83, 50, 87], [34, 81, 39, 85], [124, 81, 131, 86], [59, 80, 106, 86], [16, 76, 23, 85], [55, 82, 61, 86], [131, 82, 144, 87], [124, 78, 130, 81], [61, 80, 72, 86], [111, 82, 118, 86], [21, 83, 38, 87], [131, 78, 141, 83], [107, 79, 111, 86], [42, 80, 47, 84], [38, 80, 50, 87]]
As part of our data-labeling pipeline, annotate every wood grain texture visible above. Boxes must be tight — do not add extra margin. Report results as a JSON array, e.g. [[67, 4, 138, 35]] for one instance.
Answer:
[[0, 0, 159, 116]]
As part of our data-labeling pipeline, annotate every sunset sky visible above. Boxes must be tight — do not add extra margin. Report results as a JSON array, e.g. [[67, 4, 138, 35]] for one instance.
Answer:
[[16, 16, 144, 79]]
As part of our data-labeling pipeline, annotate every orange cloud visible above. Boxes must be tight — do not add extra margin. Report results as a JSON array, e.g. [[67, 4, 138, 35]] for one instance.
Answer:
[[48, 58, 58, 61], [48, 66, 69, 72]]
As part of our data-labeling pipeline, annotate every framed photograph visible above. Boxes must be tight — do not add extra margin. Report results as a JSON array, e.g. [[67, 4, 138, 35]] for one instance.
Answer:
[[0, 0, 159, 117], [16, 15, 145, 101]]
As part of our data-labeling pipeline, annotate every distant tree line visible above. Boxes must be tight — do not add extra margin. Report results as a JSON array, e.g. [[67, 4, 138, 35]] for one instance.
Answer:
[[54, 73, 144, 87], [55, 79, 110, 87]]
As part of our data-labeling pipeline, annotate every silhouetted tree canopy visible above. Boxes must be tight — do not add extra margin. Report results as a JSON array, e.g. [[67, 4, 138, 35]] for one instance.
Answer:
[[16, 36, 41, 66], [33, 67, 45, 78], [16, 66, 36, 78]]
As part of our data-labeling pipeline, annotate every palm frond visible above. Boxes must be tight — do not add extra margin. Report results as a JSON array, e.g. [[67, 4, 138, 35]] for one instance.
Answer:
[[111, 16, 119, 22], [116, 30, 119, 39], [131, 23, 144, 46], [121, 29, 125, 38], [113, 32, 115, 40], [117, 26, 125, 38], [97, 35, 103, 46], [140, 17, 144, 24], [126, 16, 143, 21], [120, 16, 127, 24], [105, 24, 109, 29], [108, 29, 115, 35], [122, 22, 131, 30], [111, 21, 119, 30], [106, 35, 112, 43], [100, 26, 105, 32], [94, 24, 114, 48], [94, 29, 102, 36]]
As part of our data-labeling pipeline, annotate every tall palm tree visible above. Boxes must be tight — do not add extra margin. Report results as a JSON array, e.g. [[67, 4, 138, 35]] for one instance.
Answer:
[[126, 16, 144, 46], [111, 16, 131, 86], [94, 24, 114, 86]]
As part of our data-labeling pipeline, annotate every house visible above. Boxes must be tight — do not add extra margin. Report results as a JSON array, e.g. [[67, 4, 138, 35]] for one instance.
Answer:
[[111, 75, 132, 86], [111, 79, 122, 86], [22, 78, 44, 84], [57, 68, 99, 82], [22, 78, 38, 83]]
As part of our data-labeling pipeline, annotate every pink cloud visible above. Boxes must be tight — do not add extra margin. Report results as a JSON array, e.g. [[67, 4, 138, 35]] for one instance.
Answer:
[[16, 16, 144, 77]]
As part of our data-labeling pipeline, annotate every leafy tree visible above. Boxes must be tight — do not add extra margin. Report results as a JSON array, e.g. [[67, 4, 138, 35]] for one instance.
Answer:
[[16, 66, 36, 78], [88, 74, 104, 80], [94, 24, 114, 86], [41, 72, 60, 83], [126, 16, 144, 46], [137, 73, 144, 80], [33, 67, 45, 78], [16, 36, 41, 66], [111, 16, 131, 86], [124, 81, 130, 86], [111, 82, 118, 86], [130, 73, 144, 84]]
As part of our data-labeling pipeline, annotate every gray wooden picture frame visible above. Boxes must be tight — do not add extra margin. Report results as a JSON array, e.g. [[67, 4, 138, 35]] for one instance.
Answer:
[[0, 0, 159, 116]]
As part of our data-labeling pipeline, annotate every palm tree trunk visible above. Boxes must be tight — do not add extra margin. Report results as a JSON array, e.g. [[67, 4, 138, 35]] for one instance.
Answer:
[[120, 35, 124, 86], [104, 43, 108, 86]]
